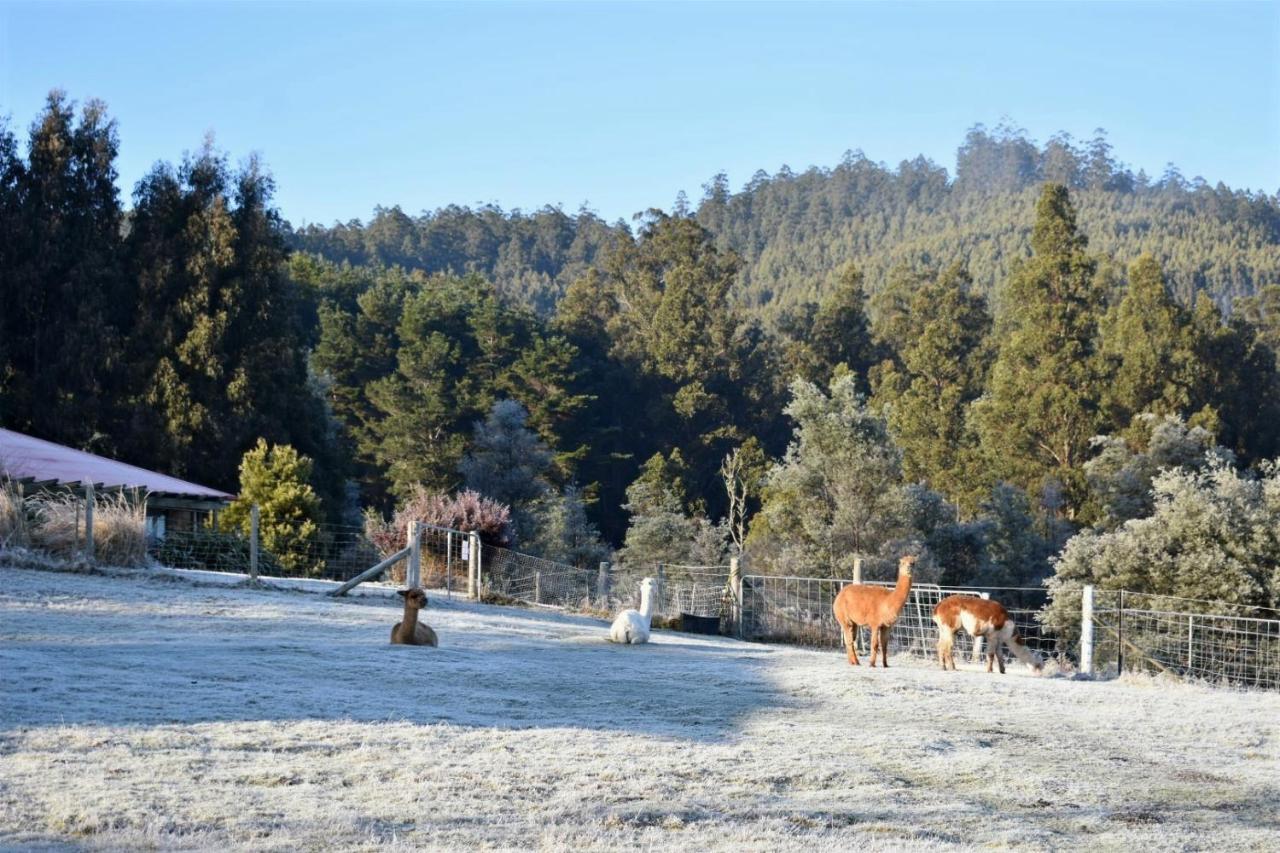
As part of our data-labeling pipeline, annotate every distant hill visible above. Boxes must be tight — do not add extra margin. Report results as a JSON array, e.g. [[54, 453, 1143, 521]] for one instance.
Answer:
[[288, 123, 1280, 317]]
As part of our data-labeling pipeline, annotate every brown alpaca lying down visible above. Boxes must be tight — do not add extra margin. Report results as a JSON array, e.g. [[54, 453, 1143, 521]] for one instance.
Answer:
[[391, 588, 438, 646]]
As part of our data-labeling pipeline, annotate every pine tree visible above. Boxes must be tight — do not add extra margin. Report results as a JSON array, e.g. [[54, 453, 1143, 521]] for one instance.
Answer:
[[220, 439, 323, 575], [974, 184, 1107, 518], [1097, 255, 1201, 428], [871, 263, 991, 514]]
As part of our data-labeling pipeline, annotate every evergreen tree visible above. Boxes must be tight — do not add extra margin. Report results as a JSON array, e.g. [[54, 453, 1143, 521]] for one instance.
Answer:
[[747, 375, 909, 578], [1097, 255, 1201, 428], [460, 400, 553, 541], [0, 92, 126, 451], [780, 264, 880, 387], [974, 184, 1107, 518], [219, 439, 323, 575], [871, 263, 992, 514]]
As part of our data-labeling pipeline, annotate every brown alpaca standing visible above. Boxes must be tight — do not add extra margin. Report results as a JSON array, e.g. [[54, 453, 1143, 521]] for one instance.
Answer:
[[933, 595, 1041, 674], [391, 588, 438, 646], [831, 555, 916, 667]]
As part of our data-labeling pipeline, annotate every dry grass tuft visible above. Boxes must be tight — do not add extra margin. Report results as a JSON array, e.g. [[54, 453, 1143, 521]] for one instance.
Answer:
[[29, 492, 148, 567], [0, 479, 31, 547]]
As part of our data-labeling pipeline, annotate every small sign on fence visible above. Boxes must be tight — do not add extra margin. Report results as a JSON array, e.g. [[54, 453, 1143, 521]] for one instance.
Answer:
[[461, 538, 470, 561]]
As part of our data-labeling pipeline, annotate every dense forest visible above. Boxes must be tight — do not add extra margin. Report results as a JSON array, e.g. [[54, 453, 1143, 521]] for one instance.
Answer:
[[4, 93, 1280, 613], [292, 121, 1280, 320]]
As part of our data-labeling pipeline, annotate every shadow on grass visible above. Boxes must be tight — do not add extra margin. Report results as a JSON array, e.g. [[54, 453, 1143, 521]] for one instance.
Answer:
[[0, 567, 794, 741]]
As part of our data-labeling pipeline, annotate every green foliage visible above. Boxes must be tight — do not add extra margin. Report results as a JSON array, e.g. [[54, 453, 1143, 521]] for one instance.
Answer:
[[747, 375, 909, 578], [974, 184, 1107, 518], [0, 93, 126, 452], [1083, 414, 1230, 530], [220, 439, 325, 575], [1044, 460, 1280, 639], [871, 262, 992, 514], [779, 264, 881, 388]]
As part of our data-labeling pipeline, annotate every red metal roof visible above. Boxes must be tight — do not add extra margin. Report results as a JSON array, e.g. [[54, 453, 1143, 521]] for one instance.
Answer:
[[0, 428, 234, 500]]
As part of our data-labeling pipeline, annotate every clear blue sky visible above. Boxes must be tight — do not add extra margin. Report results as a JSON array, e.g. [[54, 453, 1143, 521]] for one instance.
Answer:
[[2, 1, 1277, 226]]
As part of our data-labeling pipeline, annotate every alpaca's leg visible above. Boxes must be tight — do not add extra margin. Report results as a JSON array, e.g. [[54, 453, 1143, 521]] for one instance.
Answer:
[[842, 622, 859, 666], [993, 635, 1006, 674], [868, 625, 879, 667], [937, 626, 953, 670], [879, 625, 891, 668]]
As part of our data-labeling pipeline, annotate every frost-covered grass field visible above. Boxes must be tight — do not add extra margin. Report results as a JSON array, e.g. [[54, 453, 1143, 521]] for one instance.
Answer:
[[2, 565, 1278, 851]]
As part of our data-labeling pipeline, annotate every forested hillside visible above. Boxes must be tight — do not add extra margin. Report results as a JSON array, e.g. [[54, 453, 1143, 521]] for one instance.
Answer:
[[290, 122, 1280, 319], [4, 93, 1280, 612]]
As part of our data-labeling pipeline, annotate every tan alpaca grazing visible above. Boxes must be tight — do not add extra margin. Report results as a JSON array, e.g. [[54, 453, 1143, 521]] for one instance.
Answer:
[[391, 588, 438, 646], [831, 555, 916, 667], [933, 595, 1041, 674]]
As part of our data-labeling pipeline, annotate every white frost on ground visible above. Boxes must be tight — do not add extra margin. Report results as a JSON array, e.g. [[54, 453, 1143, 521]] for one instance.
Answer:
[[1, 565, 1278, 851]]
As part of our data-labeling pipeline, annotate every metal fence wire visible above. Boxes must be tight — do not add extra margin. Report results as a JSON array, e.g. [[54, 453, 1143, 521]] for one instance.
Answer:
[[149, 522, 381, 582], [480, 543, 599, 610], [1091, 591, 1280, 690], [738, 574, 1060, 663]]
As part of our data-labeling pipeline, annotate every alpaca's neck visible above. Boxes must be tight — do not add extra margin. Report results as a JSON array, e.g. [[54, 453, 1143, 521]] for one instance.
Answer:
[[889, 571, 913, 611], [401, 601, 419, 631], [638, 586, 653, 621]]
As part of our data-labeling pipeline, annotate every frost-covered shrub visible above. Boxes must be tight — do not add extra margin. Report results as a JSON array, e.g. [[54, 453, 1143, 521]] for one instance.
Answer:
[[366, 487, 513, 557], [523, 486, 610, 569], [1044, 459, 1280, 642], [747, 376, 910, 578]]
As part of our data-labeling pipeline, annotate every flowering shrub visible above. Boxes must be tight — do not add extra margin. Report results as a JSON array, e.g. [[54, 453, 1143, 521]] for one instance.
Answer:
[[365, 487, 513, 557]]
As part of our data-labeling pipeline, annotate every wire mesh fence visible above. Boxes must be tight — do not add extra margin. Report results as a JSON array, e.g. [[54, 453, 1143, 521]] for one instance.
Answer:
[[1090, 591, 1280, 690], [739, 574, 1060, 664], [479, 543, 600, 610], [149, 522, 382, 582]]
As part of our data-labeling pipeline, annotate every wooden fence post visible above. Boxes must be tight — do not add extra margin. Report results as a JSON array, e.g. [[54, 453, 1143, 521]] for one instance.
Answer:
[[83, 481, 95, 563], [535, 571, 542, 604], [467, 531, 480, 599], [597, 561, 611, 605], [852, 556, 862, 584], [249, 504, 260, 582], [728, 555, 741, 636], [1080, 584, 1095, 676], [407, 522, 422, 588]]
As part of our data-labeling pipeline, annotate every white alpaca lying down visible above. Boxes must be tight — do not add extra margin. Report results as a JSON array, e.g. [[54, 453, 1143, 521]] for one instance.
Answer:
[[609, 577, 655, 644]]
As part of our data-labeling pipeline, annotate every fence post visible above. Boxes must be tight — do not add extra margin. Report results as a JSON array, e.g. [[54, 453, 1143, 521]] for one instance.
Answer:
[[446, 530, 454, 598], [249, 504, 260, 583], [1117, 589, 1125, 674], [407, 521, 422, 588], [83, 481, 95, 563], [1080, 584, 1095, 676], [656, 563, 665, 615], [728, 556, 741, 636], [852, 556, 862, 584], [597, 562, 611, 605], [467, 531, 480, 599], [1187, 614, 1194, 670], [535, 571, 542, 605]]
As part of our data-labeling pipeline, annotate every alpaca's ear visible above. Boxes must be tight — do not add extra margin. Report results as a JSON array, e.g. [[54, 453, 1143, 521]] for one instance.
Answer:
[[397, 590, 408, 598]]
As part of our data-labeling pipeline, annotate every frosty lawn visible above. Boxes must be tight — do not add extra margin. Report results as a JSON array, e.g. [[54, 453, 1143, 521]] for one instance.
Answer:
[[1, 566, 1278, 851]]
